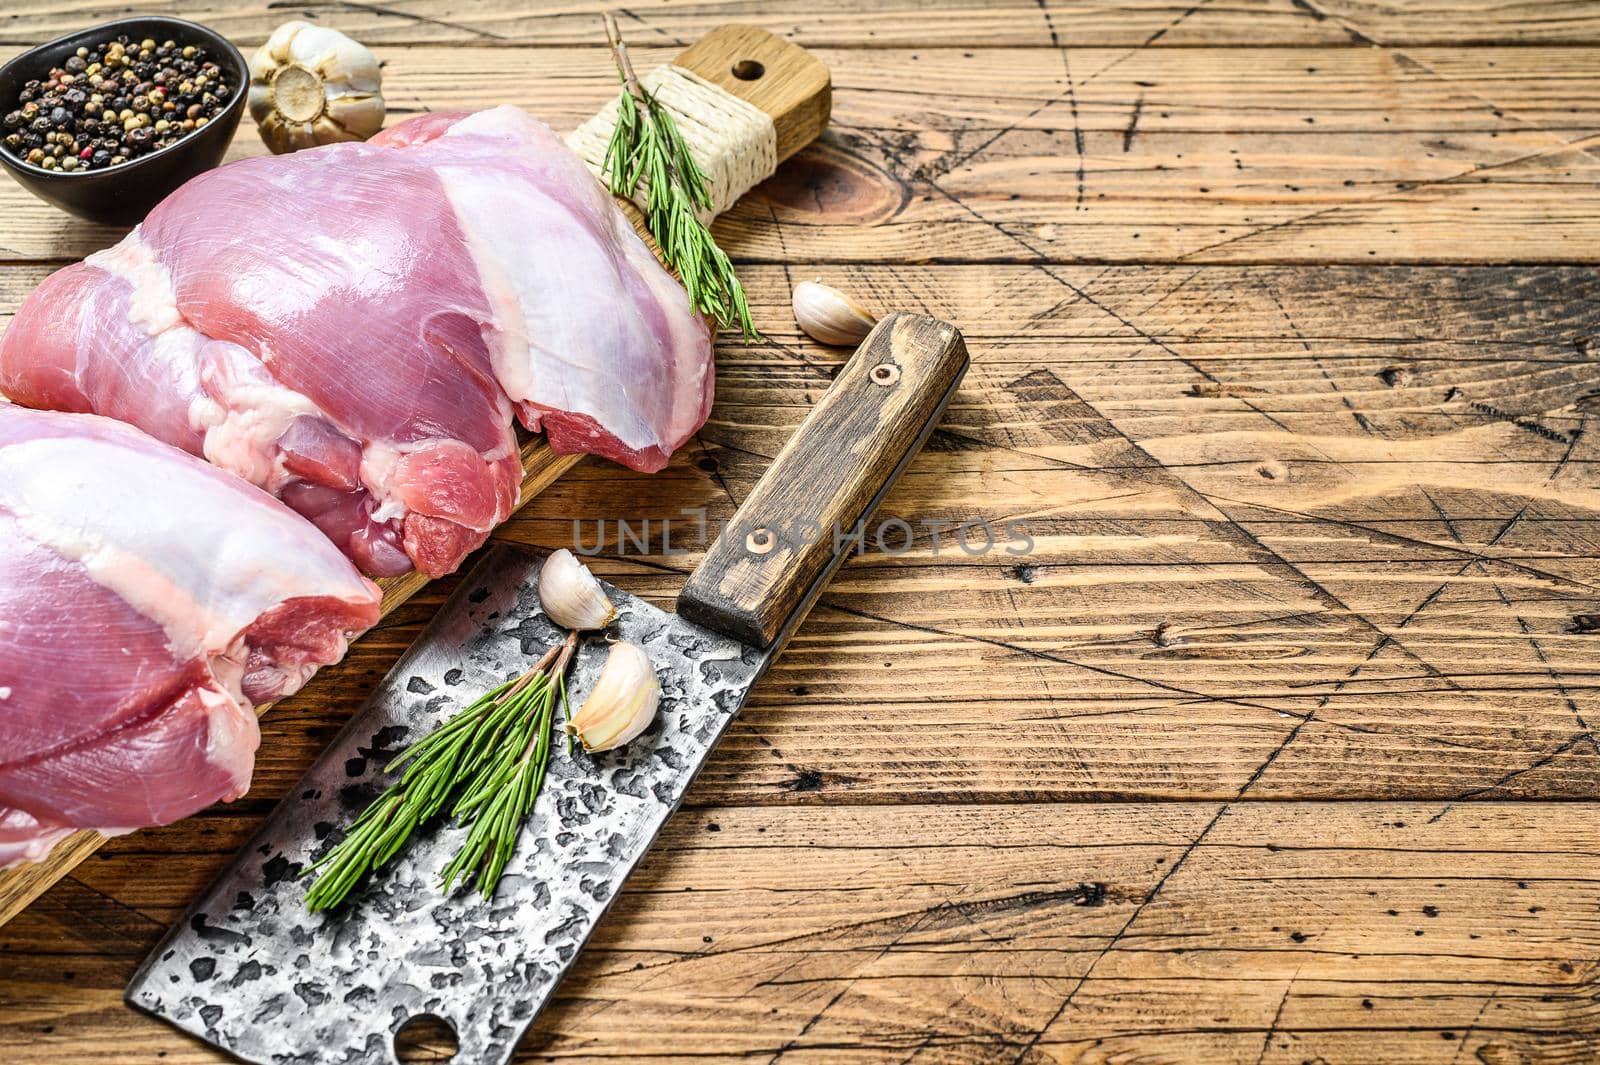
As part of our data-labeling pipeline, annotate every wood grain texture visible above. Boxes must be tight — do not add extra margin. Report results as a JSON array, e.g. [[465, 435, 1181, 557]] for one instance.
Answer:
[[6, 0, 1600, 48], [3, 0, 1600, 1061], [680, 313, 967, 647], [5, 45, 1600, 264], [3, 803, 1598, 1063]]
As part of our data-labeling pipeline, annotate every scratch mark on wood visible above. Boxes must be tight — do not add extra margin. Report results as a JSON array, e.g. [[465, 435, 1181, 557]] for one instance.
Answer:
[[615, 7, 674, 41], [1465, 399, 1575, 445], [1036, 265, 1222, 384], [1449, 730, 1597, 802], [765, 905, 949, 1064], [1488, 584, 1591, 733], [1254, 975, 1298, 1065], [1059, 55, 1086, 211], [1080, 0, 1216, 87], [1142, 2, 1204, 46], [1260, 278, 1376, 436], [267, 0, 505, 40], [1122, 95, 1144, 153], [1032, 0, 1059, 47], [820, 601, 1294, 720], [1178, 131, 1600, 261], [1550, 417, 1587, 483], [1206, 494, 1596, 595], [1448, 989, 1498, 1065], [1289, 0, 1378, 44]]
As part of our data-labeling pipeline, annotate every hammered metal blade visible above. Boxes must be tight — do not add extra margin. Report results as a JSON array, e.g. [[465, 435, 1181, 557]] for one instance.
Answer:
[[127, 545, 764, 1065]]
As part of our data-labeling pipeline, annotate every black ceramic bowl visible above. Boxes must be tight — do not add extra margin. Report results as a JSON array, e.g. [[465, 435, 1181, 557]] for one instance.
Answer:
[[0, 17, 248, 225]]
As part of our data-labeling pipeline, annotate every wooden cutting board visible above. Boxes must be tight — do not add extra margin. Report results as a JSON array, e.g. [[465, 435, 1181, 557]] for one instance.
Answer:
[[0, 23, 830, 928]]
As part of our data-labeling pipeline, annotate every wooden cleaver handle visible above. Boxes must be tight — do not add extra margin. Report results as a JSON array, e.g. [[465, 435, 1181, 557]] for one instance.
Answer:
[[678, 313, 968, 648]]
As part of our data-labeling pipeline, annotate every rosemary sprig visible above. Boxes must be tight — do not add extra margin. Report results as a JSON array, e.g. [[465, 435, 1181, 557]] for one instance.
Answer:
[[302, 632, 579, 910], [441, 635, 577, 894], [601, 12, 757, 340]]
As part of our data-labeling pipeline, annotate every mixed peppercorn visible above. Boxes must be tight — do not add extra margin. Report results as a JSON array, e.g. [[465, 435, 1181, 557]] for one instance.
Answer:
[[2, 34, 233, 172]]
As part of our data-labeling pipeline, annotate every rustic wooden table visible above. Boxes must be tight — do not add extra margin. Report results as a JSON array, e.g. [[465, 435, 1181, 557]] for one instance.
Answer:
[[4, 2, 1600, 1062]]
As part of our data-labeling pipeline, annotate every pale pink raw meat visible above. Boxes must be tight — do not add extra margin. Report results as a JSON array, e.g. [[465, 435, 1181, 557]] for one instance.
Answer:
[[0, 106, 713, 578], [0, 407, 382, 868]]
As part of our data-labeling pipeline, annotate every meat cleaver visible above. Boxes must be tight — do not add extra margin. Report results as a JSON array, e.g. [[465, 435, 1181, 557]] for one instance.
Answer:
[[127, 312, 968, 1064]]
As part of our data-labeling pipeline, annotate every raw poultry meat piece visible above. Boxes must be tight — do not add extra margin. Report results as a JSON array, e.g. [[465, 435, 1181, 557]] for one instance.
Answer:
[[0, 407, 382, 868], [371, 109, 714, 470], [0, 106, 713, 579]]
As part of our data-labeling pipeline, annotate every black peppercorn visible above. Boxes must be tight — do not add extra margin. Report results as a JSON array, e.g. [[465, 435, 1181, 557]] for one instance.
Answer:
[[3, 30, 233, 172]]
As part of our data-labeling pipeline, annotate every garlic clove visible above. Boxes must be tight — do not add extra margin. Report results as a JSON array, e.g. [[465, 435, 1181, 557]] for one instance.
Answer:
[[565, 640, 660, 752], [539, 548, 619, 631], [326, 92, 387, 134], [250, 21, 385, 154], [792, 279, 878, 347]]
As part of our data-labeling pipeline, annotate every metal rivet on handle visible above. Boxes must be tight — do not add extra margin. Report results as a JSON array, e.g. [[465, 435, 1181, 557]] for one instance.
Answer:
[[746, 528, 776, 554], [870, 363, 900, 386]]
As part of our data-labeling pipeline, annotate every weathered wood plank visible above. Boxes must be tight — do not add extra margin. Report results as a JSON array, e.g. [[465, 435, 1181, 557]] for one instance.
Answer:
[[2, 0, 1598, 1052], [3, 803, 1597, 1062], [3, 46, 1600, 264], [6, 0, 1600, 49]]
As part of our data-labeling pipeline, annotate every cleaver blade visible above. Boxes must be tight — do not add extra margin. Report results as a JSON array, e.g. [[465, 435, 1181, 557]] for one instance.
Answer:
[[128, 313, 968, 1064], [128, 546, 763, 1065]]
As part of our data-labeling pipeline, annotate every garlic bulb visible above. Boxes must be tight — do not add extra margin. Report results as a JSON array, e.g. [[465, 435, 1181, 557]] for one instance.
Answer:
[[792, 279, 877, 346], [249, 22, 385, 154], [565, 640, 660, 752], [539, 548, 618, 631]]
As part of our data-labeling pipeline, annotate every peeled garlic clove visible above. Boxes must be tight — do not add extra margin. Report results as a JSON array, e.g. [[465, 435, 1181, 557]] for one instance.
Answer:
[[539, 548, 618, 631], [250, 21, 385, 154], [566, 640, 660, 752], [792, 280, 878, 346]]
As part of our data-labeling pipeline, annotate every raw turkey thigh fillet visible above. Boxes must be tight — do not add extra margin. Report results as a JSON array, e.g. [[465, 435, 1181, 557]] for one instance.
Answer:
[[0, 407, 382, 868], [0, 106, 713, 579]]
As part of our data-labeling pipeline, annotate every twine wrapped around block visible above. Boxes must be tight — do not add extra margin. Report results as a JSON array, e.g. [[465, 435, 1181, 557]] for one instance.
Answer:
[[566, 65, 777, 223]]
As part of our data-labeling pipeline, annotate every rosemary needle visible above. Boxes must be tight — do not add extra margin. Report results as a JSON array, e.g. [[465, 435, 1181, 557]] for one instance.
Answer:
[[601, 13, 757, 340], [303, 632, 579, 911]]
